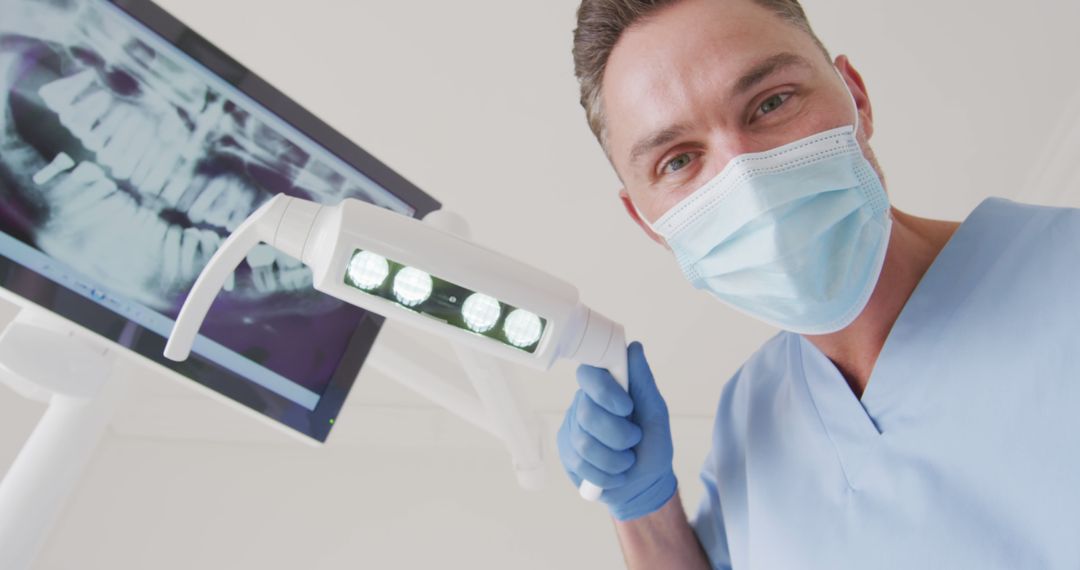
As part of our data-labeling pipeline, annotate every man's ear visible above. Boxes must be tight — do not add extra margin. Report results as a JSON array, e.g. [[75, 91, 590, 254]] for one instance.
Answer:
[[834, 55, 874, 140], [619, 189, 668, 248]]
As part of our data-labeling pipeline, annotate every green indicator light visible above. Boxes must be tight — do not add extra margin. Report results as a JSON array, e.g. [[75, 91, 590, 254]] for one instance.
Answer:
[[329, 418, 335, 425]]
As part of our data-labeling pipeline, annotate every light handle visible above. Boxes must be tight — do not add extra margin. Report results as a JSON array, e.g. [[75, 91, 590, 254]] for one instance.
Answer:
[[566, 312, 629, 502], [577, 343, 628, 501]]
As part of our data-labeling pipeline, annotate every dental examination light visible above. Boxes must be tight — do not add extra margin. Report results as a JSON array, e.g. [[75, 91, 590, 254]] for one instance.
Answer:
[[164, 194, 628, 501]]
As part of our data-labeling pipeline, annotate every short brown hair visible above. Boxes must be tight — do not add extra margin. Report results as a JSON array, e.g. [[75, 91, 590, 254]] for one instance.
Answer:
[[573, 0, 830, 149]]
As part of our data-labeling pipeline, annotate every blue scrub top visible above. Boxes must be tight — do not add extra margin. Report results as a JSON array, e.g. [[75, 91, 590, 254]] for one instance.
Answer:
[[693, 198, 1080, 569]]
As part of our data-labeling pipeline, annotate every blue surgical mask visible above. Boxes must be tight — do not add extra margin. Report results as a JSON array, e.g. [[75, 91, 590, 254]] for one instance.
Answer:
[[641, 79, 892, 335]]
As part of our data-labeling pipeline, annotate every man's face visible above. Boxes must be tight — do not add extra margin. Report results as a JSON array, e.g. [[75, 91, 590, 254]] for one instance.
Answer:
[[602, 0, 875, 235]]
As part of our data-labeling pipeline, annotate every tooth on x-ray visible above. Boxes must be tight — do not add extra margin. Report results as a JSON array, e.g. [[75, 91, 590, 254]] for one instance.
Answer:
[[243, 244, 311, 293], [33, 152, 75, 185], [48, 162, 120, 214], [159, 168, 193, 206], [63, 89, 111, 141], [179, 97, 226, 162], [245, 243, 276, 269], [37, 68, 97, 112], [246, 243, 277, 293]]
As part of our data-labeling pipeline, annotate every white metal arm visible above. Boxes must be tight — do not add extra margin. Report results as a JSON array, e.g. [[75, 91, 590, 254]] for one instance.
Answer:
[[165, 194, 300, 361], [0, 313, 130, 570], [421, 209, 545, 490]]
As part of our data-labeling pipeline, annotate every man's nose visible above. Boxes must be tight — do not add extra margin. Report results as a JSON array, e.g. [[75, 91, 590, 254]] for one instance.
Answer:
[[705, 131, 766, 175]]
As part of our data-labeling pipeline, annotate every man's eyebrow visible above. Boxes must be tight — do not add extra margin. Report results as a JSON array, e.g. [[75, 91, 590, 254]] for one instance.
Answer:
[[733, 52, 811, 96], [629, 123, 691, 166]]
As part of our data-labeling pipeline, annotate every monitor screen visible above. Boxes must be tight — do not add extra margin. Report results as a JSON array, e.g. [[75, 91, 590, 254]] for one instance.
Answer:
[[0, 0, 440, 441]]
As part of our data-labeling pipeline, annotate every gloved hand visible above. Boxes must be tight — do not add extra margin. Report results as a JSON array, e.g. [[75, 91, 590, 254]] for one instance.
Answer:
[[557, 341, 677, 521]]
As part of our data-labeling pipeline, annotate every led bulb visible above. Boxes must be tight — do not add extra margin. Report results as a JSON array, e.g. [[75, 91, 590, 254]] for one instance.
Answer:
[[503, 309, 542, 348], [346, 251, 390, 290], [393, 267, 433, 307], [462, 293, 501, 333]]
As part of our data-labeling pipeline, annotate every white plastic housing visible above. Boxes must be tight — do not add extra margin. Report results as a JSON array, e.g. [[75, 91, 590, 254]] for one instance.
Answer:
[[305, 199, 592, 369], [166, 195, 592, 371]]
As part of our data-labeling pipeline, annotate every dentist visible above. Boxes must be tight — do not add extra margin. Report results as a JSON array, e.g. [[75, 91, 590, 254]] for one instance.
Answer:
[[557, 0, 1080, 568]]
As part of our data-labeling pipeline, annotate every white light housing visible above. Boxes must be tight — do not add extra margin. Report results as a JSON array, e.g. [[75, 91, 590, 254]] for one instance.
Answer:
[[503, 309, 542, 348], [163, 194, 627, 503], [393, 266, 433, 307], [346, 251, 389, 290], [462, 293, 501, 333]]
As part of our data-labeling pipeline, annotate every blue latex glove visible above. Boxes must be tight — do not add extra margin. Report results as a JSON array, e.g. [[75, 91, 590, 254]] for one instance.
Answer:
[[557, 341, 677, 521]]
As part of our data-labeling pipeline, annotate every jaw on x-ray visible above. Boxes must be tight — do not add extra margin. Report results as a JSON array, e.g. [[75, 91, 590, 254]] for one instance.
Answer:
[[0, 0, 397, 321]]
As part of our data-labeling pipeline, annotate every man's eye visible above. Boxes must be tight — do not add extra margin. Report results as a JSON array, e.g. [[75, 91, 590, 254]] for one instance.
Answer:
[[662, 153, 695, 175], [757, 93, 791, 117]]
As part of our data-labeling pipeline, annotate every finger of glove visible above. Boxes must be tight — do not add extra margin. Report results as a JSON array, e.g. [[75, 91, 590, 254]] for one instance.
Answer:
[[576, 364, 633, 416], [569, 414, 636, 474], [575, 390, 643, 451], [558, 404, 628, 488], [557, 396, 581, 481], [565, 446, 629, 490]]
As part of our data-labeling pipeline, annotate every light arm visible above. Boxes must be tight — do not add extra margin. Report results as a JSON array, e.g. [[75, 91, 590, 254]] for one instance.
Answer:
[[163, 194, 290, 361]]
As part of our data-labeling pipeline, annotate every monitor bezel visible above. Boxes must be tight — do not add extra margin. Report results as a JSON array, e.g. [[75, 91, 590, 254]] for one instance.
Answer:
[[0, 0, 441, 443]]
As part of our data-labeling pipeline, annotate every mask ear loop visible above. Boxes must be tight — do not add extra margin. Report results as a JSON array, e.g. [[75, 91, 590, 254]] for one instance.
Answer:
[[835, 66, 861, 135], [835, 66, 894, 223], [630, 196, 661, 236]]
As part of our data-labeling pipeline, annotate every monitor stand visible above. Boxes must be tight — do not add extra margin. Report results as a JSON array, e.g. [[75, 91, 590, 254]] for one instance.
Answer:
[[0, 311, 132, 570]]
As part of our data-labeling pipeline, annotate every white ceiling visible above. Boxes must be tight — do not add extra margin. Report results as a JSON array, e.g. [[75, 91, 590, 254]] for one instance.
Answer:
[[3, 1, 1080, 566]]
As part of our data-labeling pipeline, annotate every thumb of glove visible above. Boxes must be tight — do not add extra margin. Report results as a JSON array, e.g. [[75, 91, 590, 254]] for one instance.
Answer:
[[626, 341, 666, 419]]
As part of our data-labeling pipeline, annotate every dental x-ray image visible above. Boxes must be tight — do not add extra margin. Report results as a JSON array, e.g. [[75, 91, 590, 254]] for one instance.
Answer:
[[0, 0, 412, 399]]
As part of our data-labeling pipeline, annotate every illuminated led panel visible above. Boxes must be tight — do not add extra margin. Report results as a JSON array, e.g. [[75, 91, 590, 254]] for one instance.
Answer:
[[342, 249, 547, 353]]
